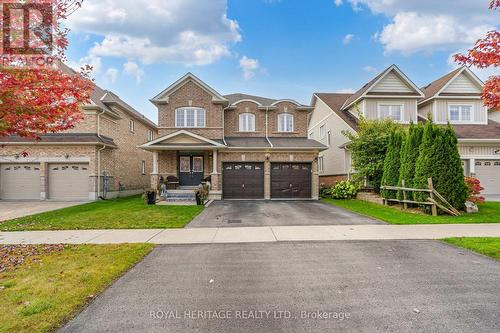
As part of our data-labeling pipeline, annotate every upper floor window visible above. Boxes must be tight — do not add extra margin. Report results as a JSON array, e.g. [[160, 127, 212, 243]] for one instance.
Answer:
[[147, 129, 154, 141], [129, 119, 135, 133], [378, 104, 403, 122], [448, 104, 472, 122], [327, 130, 331, 146], [239, 113, 255, 132], [278, 114, 294, 132], [175, 107, 206, 128], [320, 125, 326, 139], [141, 160, 146, 175]]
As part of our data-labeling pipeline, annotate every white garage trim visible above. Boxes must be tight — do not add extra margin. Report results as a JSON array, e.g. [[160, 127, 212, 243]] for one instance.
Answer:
[[0, 164, 41, 200], [48, 163, 90, 201]]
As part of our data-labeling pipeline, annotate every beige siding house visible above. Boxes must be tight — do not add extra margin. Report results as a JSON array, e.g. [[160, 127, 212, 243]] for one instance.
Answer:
[[0, 65, 158, 201], [419, 67, 500, 197], [308, 64, 424, 186]]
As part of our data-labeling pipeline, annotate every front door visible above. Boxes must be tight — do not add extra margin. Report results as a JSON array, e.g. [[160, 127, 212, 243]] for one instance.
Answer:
[[179, 154, 204, 186]]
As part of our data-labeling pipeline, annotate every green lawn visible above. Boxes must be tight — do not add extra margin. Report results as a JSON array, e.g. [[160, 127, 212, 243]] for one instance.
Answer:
[[324, 198, 500, 224], [443, 237, 500, 259], [0, 196, 204, 231], [0, 244, 154, 333]]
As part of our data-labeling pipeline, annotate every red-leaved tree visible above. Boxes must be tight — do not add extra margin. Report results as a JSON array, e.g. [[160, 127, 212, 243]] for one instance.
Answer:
[[0, 0, 93, 138], [454, 1, 499, 109]]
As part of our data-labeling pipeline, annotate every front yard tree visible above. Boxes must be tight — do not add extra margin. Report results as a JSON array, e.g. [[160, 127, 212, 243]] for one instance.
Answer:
[[413, 120, 440, 205], [454, 1, 499, 109], [0, 0, 92, 138], [398, 123, 424, 200], [344, 118, 400, 192], [381, 128, 404, 200]]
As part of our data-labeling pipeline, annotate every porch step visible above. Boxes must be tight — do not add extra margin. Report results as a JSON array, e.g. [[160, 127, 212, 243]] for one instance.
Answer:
[[166, 189, 196, 201]]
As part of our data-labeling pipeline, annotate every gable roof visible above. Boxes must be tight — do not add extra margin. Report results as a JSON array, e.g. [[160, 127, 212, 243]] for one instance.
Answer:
[[139, 130, 226, 150], [58, 61, 157, 128], [419, 66, 484, 105], [314, 93, 359, 131], [151, 73, 228, 105], [342, 64, 424, 110]]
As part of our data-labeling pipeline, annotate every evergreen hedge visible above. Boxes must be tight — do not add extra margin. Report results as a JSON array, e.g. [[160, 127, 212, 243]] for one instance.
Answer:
[[397, 123, 424, 200], [381, 129, 404, 199]]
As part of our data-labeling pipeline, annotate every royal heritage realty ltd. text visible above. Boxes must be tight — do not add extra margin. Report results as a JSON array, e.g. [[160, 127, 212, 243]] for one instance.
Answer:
[[150, 310, 351, 321]]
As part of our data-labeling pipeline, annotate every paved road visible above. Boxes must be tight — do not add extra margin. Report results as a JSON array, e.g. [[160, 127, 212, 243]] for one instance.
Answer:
[[187, 200, 384, 227], [61, 241, 500, 332], [0, 201, 86, 221]]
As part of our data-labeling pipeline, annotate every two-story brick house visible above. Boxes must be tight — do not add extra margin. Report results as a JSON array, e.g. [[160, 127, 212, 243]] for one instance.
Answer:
[[139, 73, 326, 200], [309, 65, 500, 197], [0, 65, 158, 201]]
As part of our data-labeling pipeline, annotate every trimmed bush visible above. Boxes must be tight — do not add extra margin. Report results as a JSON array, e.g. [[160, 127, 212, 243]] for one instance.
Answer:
[[398, 123, 424, 200], [330, 180, 359, 200], [414, 121, 468, 210], [381, 129, 404, 199]]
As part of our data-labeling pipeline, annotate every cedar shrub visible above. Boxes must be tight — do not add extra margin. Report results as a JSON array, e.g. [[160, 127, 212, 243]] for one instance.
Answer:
[[381, 128, 404, 199]]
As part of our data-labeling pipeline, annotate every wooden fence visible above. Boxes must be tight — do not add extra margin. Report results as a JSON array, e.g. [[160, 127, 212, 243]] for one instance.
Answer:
[[380, 178, 460, 216]]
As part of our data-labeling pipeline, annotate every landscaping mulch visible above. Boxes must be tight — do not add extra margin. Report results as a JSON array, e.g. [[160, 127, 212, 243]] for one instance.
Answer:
[[0, 244, 65, 273]]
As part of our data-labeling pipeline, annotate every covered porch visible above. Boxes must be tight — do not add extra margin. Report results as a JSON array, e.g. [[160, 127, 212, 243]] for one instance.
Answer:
[[139, 130, 224, 200]]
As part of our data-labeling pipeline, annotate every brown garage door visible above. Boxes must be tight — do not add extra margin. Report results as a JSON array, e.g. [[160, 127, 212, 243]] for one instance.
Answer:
[[271, 163, 312, 199], [223, 162, 264, 199]]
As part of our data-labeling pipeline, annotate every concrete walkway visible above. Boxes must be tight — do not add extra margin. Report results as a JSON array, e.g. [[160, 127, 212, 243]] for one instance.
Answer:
[[0, 201, 86, 221], [1, 224, 500, 244]]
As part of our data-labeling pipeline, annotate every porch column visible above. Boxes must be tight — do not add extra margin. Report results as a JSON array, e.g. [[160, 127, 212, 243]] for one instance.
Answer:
[[211, 149, 220, 192], [469, 158, 476, 176], [152, 151, 159, 174]]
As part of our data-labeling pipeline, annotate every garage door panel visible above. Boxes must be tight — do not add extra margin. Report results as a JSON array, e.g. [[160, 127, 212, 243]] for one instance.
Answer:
[[49, 164, 89, 201], [475, 160, 500, 195], [0, 164, 41, 200], [271, 163, 312, 199], [223, 163, 264, 199]]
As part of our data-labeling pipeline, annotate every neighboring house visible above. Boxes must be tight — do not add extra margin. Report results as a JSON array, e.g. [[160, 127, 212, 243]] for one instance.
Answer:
[[309, 64, 424, 185], [309, 65, 500, 197], [139, 73, 326, 200], [419, 66, 500, 196], [0, 65, 158, 201]]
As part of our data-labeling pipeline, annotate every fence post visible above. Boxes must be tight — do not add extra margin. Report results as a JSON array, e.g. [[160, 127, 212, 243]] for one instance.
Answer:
[[402, 180, 408, 210], [428, 178, 438, 216]]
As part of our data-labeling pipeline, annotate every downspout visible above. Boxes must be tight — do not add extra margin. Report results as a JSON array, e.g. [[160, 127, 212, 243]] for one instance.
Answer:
[[96, 108, 106, 200], [222, 106, 228, 146], [265, 107, 273, 147]]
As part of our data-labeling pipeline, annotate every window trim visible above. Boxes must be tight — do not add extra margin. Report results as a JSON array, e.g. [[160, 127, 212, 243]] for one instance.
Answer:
[[318, 156, 324, 173], [320, 125, 326, 139], [141, 160, 146, 175], [175, 107, 206, 128], [447, 103, 474, 123], [129, 119, 135, 133], [238, 112, 256, 132], [377, 102, 404, 122], [277, 113, 294, 133], [147, 129, 154, 141]]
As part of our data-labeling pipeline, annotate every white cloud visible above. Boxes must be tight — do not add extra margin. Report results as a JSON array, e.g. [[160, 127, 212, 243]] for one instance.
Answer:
[[123, 61, 144, 83], [363, 65, 377, 73], [105, 67, 119, 83], [239, 56, 260, 80], [67, 54, 102, 75], [334, 0, 343, 6], [342, 34, 355, 45], [67, 0, 241, 66], [336, 88, 355, 93], [346, 0, 498, 54]]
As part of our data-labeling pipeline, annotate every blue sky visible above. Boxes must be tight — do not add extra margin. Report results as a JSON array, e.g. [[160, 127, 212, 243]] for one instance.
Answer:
[[65, 0, 498, 122]]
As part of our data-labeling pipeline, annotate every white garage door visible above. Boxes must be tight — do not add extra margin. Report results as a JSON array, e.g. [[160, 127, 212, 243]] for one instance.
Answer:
[[48, 164, 89, 201], [475, 160, 500, 195], [0, 164, 41, 200]]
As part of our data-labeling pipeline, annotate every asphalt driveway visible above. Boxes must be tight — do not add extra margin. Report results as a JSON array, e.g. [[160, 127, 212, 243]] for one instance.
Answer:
[[60, 241, 500, 333], [0, 201, 86, 222], [187, 200, 383, 228]]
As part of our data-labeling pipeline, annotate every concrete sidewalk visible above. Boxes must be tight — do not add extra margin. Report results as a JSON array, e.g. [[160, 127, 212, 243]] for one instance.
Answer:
[[1, 224, 500, 244]]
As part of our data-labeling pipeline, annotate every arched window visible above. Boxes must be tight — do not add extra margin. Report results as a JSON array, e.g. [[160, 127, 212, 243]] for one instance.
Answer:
[[278, 114, 294, 132], [239, 113, 256, 132], [175, 107, 206, 128]]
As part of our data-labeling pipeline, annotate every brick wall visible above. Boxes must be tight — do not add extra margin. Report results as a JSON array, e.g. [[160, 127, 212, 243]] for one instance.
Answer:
[[268, 102, 309, 137], [157, 80, 224, 139], [224, 101, 266, 137], [319, 174, 349, 187]]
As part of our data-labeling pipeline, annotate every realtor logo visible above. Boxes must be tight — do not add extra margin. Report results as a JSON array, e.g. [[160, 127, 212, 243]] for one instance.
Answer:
[[1, 0, 53, 55]]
